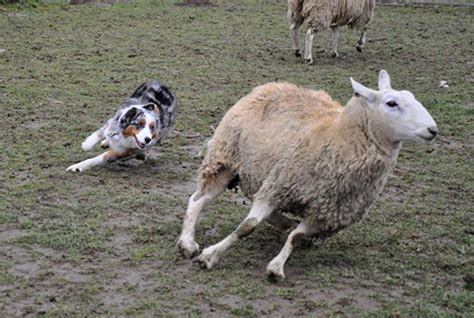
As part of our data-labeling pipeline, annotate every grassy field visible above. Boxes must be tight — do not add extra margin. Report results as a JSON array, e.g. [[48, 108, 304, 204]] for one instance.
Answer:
[[1, 1, 473, 316]]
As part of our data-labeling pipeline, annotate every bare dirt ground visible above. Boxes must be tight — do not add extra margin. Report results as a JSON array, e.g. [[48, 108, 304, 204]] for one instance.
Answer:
[[1, 1, 473, 316]]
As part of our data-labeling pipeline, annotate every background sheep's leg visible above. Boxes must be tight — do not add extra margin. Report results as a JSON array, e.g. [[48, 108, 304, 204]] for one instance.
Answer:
[[178, 180, 229, 259], [330, 26, 340, 58], [195, 199, 273, 269], [288, 9, 304, 57], [304, 28, 315, 64], [266, 222, 310, 281], [356, 27, 367, 52]]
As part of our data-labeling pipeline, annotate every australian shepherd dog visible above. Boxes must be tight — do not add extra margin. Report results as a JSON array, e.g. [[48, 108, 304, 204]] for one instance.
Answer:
[[67, 80, 176, 172]]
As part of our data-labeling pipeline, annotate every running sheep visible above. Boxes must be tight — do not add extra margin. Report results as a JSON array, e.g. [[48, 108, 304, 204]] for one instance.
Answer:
[[288, 0, 375, 64], [178, 70, 438, 280]]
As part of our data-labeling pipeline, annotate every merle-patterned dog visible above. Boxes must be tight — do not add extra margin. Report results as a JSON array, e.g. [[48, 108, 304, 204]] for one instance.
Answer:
[[67, 80, 176, 172]]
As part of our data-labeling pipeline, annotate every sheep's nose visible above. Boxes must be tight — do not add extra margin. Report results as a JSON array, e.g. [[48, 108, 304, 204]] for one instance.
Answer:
[[145, 137, 151, 144], [427, 126, 438, 138]]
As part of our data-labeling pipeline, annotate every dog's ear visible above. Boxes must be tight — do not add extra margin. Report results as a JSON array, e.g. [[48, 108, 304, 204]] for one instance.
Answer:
[[130, 82, 147, 99], [119, 107, 138, 129], [143, 103, 159, 112], [154, 86, 174, 107]]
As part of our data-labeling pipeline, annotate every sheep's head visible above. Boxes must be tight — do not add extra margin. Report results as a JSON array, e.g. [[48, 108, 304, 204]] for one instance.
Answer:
[[350, 70, 438, 145]]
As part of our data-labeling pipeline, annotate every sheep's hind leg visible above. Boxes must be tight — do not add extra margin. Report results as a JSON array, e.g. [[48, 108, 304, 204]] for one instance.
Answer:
[[178, 172, 232, 259], [266, 222, 311, 281], [304, 28, 315, 64], [356, 27, 367, 52], [195, 199, 273, 270], [330, 26, 340, 58]]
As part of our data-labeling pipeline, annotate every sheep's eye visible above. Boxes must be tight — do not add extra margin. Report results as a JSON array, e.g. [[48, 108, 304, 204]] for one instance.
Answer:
[[386, 101, 398, 108]]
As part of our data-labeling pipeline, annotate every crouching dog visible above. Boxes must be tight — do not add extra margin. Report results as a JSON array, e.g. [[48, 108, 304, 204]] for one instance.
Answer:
[[67, 80, 176, 172]]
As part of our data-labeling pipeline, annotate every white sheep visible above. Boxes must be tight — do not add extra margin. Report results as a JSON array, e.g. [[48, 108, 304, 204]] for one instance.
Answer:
[[288, 0, 375, 64], [178, 70, 438, 280]]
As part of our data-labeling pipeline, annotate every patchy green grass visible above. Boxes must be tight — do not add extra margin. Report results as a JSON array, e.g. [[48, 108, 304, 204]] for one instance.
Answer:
[[1, 1, 473, 316]]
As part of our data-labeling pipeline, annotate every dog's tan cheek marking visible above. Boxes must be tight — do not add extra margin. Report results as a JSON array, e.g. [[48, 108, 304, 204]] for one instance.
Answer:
[[123, 125, 137, 138], [152, 132, 158, 140]]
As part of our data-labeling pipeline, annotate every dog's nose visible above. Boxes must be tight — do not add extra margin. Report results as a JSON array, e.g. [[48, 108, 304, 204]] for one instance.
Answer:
[[145, 137, 152, 144], [427, 126, 438, 138]]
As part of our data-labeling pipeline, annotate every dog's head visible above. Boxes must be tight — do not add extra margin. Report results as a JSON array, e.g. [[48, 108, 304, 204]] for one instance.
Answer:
[[118, 104, 160, 150]]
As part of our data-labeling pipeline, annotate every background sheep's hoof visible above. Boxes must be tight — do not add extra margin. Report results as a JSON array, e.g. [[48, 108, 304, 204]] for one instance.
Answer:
[[356, 46, 363, 53], [331, 51, 339, 58], [177, 239, 200, 259], [305, 58, 313, 65], [294, 50, 301, 58]]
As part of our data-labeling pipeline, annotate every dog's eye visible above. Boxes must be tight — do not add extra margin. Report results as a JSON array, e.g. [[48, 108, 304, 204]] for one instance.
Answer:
[[386, 101, 398, 108]]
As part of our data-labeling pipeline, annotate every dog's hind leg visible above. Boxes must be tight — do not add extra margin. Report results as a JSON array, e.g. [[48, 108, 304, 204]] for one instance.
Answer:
[[100, 139, 109, 149], [66, 150, 133, 172], [82, 124, 107, 151]]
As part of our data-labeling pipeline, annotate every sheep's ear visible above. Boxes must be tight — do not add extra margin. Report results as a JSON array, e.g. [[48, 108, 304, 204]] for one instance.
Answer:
[[378, 69, 392, 90], [350, 77, 376, 104]]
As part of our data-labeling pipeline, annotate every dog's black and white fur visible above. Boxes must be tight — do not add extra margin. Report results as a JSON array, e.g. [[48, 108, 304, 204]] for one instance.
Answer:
[[67, 80, 176, 172]]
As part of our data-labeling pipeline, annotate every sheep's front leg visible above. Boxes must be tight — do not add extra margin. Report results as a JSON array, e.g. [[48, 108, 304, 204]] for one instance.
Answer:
[[266, 222, 310, 281], [330, 26, 340, 58], [178, 187, 226, 259], [356, 27, 367, 52], [195, 199, 273, 270], [304, 28, 316, 64]]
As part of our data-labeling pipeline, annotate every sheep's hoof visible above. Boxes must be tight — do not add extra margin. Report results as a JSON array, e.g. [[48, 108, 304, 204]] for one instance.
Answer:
[[331, 51, 339, 58], [193, 248, 219, 270], [177, 239, 200, 259], [266, 264, 286, 283], [305, 58, 313, 65], [294, 50, 301, 58], [356, 45, 363, 53]]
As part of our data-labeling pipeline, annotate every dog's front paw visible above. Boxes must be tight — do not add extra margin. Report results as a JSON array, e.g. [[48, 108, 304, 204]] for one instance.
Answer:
[[81, 141, 95, 151], [66, 162, 87, 173]]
